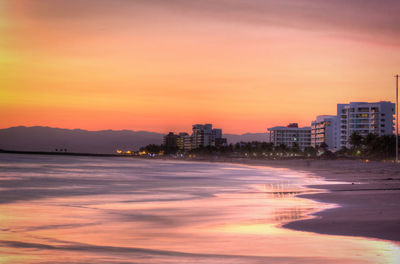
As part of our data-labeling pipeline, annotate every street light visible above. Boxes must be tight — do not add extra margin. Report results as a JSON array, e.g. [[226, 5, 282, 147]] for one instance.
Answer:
[[396, 74, 399, 163]]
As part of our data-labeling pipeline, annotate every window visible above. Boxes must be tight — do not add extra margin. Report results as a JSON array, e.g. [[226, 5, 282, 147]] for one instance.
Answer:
[[358, 107, 369, 112]]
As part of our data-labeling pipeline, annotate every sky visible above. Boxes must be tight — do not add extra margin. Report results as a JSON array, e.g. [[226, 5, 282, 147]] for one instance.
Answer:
[[1, 0, 400, 133]]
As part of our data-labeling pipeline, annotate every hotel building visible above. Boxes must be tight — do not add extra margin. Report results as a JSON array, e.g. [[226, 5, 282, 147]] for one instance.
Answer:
[[163, 132, 179, 151], [192, 124, 213, 148], [177, 133, 189, 150], [311, 115, 338, 151], [164, 124, 227, 152], [337, 101, 395, 148], [268, 123, 311, 150], [191, 124, 226, 149]]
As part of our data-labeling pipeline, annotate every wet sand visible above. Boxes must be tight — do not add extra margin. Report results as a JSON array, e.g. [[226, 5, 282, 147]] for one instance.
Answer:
[[224, 159, 400, 242]]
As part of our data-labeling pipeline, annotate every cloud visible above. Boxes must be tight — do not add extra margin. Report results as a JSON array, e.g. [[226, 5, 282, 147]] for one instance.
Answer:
[[23, 223, 99, 232], [10, 0, 400, 45]]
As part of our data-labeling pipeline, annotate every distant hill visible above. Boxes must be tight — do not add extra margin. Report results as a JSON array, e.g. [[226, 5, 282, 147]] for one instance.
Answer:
[[0, 126, 163, 154], [0, 126, 269, 154], [224, 133, 269, 144]]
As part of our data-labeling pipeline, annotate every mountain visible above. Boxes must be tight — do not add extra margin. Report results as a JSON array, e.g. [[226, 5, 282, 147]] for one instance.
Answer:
[[0, 126, 163, 154], [0, 126, 269, 154], [224, 133, 269, 144]]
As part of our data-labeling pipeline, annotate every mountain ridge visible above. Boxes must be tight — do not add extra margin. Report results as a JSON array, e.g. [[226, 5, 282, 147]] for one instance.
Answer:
[[0, 126, 269, 154]]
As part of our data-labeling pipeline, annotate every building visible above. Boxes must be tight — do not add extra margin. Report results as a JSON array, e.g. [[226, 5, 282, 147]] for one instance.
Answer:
[[192, 124, 213, 148], [183, 134, 193, 151], [176, 132, 189, 150], [214, 137, 228, 148], [163, 124, 227, 152], [163, 132, 179, 151], [268, 123, 311, 150], [337, 101, 395, 148], [211, 128, 227, 147], [164, 132, 193, 151], [311, 115, 338, 151], [191, 124, 226, 149]]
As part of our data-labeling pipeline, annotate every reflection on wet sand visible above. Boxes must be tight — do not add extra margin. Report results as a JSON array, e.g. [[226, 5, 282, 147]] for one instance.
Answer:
[[0, 154, 399, 264]]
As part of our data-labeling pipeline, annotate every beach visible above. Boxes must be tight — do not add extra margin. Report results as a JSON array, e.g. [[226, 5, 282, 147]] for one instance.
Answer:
[[220, 158, 400, 242]]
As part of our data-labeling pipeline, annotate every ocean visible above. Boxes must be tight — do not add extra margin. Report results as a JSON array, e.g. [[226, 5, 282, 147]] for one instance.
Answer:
[[0, 153, 399, 263]]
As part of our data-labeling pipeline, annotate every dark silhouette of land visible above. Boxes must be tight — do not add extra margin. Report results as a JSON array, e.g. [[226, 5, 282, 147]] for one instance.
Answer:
[[0, 126, 164, 154], [0, 149, 121, 157], [0, 126, 268, 154]]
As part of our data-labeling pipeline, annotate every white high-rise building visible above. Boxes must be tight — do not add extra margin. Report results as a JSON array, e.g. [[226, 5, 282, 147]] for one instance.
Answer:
[[311, 115, 338, 151], [191, 124, 226, 149], [192, 124, 213, 148], [337, 101, 395, 149], [267, 123, 311, 150]]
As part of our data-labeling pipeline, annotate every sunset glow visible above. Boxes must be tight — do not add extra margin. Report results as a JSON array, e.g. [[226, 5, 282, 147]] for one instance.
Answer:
[[1, 1, 400, 133]]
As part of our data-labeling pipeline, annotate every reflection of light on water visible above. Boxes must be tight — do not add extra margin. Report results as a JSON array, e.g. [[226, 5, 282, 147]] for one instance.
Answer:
[[273, 207, 313, 222], [341, 239, 400, 264], [380, 242, 400, 263], [214, 223, 283, 235], [361, 240, 400, 263], [262, 183, 303, 198], [0, 255, 34, 263]]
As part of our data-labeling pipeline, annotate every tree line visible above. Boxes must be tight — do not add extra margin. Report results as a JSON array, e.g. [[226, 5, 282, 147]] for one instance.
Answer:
[[139, 133, 398, 160]]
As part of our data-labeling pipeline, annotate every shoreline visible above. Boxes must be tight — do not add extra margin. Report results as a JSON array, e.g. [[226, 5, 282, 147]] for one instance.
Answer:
[[220, 159, 400, 242], [2, 151, 400, 242], [144, 157, 400, 242]]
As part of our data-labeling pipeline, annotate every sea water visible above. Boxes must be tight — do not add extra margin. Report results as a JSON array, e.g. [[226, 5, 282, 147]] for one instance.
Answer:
[[0, 154, 399, 263]]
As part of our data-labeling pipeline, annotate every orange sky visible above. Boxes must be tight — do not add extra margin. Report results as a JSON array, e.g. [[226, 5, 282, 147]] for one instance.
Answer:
[[1, 1, 400, 133]]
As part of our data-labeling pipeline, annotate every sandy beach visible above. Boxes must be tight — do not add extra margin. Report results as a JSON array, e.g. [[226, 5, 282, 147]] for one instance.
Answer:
[[219, 159, 400, 242]]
